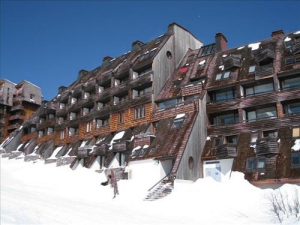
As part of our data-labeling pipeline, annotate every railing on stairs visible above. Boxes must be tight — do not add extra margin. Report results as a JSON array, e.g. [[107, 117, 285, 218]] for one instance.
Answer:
[[148, 172, 171, 192]]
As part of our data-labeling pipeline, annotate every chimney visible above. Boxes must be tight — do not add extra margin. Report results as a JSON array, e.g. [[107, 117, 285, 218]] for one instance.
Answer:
[[102, 56, 114, 66], [215, 33, 227, 52], [167, 22, 177, 35], [271, 30, 284, 38], [131, 40, 144, 52], [77, 69, 88, 80]]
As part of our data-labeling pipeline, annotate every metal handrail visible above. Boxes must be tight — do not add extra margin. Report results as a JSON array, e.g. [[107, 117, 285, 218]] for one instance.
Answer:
[[148, 172, 171, 192]]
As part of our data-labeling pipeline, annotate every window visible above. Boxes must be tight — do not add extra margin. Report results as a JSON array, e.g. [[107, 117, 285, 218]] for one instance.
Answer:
[[48, 114, 55, 119], [291, 153, 300, 168], [70, 112, 76, 120], [212, 112, 239, 126], [60, 131, 64, 140], [225, 135, 238, 144], [86, 121, 92, 132], [249, 65, 256, 73], [211, 88, 236, 102], [281, 77, 300, 89], [292, 127, 300, 138], [58, 117, 64, 124], [68, 127, 78, 136], [132, 86, 151, 98], [166, 51, 172, 59], [47, 127, 54, 135], [59, 103, 65, 109], [251, 132, 259, 144], [96, 118, 109, 128], [188, 157, 194, 169], [216, 71, 230, 80], [246, 157, 266, 171], [246, 106, 277, 121], [157, 98, 182, 110], [286, 102, 300, 115], [83, 92, 90, 99], [215, 137, 223, 146], [30, 94, 34, 99], [285, 57, 295, 65], [244, 83, 273, 96], [263, 130, 278, 137], [172, 114, 185, 128], [118, 112, 124, 124], [172, 80, 182, 88], [38, 131, 44, 138], [71, 97, 77, 104], [114, 93, 128, 105], [135, 106, 145, 119], [83, 107, 91, 116]]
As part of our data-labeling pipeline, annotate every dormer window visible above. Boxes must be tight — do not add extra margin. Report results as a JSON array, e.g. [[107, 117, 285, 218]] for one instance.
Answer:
[[249, 65, 256, 73], [172, 114, 185, 128]]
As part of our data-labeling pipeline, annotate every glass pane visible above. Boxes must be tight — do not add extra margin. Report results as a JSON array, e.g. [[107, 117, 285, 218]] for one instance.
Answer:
[[223, 71, 230, 78], [247, 158, 255, 169], [288, 103, 300, 114], [216, 74, 222, 80], [257, 107, 277, 119], [247, 111, 256, 121], [226, 135, 238, 144], [292, 154, 300, 165], [249, 65, 256, 73], [245, 87, 254, 96], [254, 83, 273, 94], [292, 128, 300, 137], [257, 158, 266, 169], [283, 77, 300, 89], [216, 92, 227, 101], [251, 133, 259, 143]]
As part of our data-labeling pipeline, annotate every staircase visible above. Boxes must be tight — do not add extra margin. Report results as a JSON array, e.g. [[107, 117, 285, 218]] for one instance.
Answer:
[[144, 180, 174, 201]]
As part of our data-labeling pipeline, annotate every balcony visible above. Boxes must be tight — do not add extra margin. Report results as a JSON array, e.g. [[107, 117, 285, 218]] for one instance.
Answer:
[[223, 55, 241, 70], [112, 140, 130, 152], [94, 143, 109, 155], [77, 146, 93, 158], [7, 124, 20, 130], [256, 48, 275, 64], [292, 42, 300, 55], [255, 64, 274, 77], [11, 104, 24, 112], [215, 143, 237, 158], [182, 81, 204, 96], [9, 114, 24, 121], [255, 137, 279, 156]]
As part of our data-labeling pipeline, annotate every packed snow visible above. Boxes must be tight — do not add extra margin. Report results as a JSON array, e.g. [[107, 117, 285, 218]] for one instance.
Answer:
[[1, 157, 299, 225]]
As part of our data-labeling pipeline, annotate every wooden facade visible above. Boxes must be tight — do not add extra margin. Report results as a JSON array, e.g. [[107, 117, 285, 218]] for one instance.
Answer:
[[2, 24, 300, 187]]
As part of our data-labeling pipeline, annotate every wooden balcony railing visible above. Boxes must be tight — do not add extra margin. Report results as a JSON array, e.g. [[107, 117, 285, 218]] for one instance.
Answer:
[[256, 137, 279, 156], [215, 143, 237, 158]]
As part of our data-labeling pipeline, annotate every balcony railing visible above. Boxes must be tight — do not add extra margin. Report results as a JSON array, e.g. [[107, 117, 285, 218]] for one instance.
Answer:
[[255, 64, 274, 77], [255, 137, 279, 156], [11, 105, 24, 111], [112, 141, 130, 152], [94, 143, 109, 155], [292, 42, 300, 55], [77, 146, 93, 158], [216, 143, 237, 158], [223, 55, 241, 70], [256, 49, 275, 63], [8, 114, 24, 121]]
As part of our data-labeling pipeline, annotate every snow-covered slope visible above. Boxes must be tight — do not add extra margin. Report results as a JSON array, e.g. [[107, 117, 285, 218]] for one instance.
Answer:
[[1, 157, 299, 225]]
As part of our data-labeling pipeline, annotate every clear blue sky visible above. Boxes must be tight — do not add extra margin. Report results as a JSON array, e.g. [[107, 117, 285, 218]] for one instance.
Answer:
[[1, 0, 299, 101]]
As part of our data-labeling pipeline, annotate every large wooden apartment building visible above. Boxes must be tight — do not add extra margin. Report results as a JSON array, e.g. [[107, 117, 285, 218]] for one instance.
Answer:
[[1, 23, 299, 188]]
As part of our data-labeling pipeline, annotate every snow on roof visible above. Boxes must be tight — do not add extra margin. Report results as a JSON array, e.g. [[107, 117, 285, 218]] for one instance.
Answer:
[[294, 31, 300, 34], [175, 113, 185, 119], [291, 139, 300, 151], [237, 46, 245, 50], [80, 140, 88, 147], [49, 146, 63, 159], [143, 145, 149, 149], [206, 137, 211, 141], [199, 59, 206, 65], [248, 42, 261, 50], [132, 146, 141, 151], [18, 126, 23, 130], [16, 143, 23, 150], [219, 65, 224, 71], [150, 47, 157, 52], [284, 37, 292, 42], [109, 131, 126, 150], [222, 54, 227, 58]]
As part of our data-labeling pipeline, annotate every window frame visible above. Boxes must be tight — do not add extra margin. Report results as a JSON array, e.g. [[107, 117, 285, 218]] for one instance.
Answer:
[[134, 106, 146, 119], [291, 153, 300, 168], [118, 112, 125, 124], [215, 71, 231, 80]]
